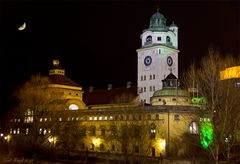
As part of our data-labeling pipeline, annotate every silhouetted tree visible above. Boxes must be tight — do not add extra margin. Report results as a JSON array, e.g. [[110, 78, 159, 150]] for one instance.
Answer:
[[182, 48, 240, 163]]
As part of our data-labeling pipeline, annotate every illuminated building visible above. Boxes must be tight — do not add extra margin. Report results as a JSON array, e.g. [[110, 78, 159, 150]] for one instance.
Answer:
[[6, 10, 202, 159], [137, 9, 179, 104], [7, 59, 201, 158]]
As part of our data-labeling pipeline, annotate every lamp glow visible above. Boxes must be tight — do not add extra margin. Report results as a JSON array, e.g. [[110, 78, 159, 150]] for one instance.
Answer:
[[92, 138, 100, 145]]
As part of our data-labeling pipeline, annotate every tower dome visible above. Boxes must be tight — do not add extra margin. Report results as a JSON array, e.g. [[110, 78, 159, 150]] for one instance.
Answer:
[[149, 9, 167, 30]]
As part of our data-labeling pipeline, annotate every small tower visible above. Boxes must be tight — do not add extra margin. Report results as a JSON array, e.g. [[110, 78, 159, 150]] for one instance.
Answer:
[[150, 73, 191, 106], [137, 10, 179, 104], [48, 59, 87, 110], [49, 59, 65, 76]]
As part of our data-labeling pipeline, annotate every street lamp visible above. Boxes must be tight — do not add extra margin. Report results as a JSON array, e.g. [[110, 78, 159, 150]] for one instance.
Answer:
[[225, 134, 232, 163]]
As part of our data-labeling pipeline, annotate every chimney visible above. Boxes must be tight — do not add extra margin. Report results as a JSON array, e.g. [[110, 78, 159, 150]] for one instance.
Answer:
[[107, 84, 112, 90], [89, 86, 94, 92], [126, 81, 132, 88]]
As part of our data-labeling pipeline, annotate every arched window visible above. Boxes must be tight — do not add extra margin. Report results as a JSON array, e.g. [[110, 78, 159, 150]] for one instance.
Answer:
[[146, 35, 152, 42], [189, 121, 199, 134], [69, 104, 79, 110], [166, 36, 171, 43]]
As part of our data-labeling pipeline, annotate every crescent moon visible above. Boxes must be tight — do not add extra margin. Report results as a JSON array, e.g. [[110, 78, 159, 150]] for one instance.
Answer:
[[18, 22, 26, 31]]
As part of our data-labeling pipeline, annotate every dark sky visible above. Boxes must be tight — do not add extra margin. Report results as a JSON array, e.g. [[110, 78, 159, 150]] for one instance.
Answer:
[[0, 0, 240, 117]]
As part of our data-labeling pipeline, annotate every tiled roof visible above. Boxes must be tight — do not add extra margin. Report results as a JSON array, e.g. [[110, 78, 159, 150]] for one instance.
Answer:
[[48, 75, 81, 87], [83, 86, 138, 105]]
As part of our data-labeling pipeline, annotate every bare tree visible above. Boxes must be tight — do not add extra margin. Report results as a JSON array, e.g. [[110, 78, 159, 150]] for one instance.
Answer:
[[10, 74, 64, 158], [182, 48, 240, 163]]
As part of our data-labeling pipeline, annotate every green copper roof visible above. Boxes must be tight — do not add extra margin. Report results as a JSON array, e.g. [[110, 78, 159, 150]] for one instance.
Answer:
[[153, 88, 190, 97], [144, 10, 167, 32]]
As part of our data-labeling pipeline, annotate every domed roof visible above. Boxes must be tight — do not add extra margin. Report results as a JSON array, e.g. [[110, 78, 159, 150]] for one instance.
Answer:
[[170, 21, 178, 28], [153, 88, 190, 97], [149, 10, 167, 29]]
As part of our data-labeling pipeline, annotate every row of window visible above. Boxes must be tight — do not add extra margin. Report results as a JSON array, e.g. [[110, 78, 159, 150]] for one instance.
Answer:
[[145, 36, 171, 44], [15, 113, 181, 124], [139, 86, 156, 93], [140, 74, 156, 81], [10, 120, 198, 137]]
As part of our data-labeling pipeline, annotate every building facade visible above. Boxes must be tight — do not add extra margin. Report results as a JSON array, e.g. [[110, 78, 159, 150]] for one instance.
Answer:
[[4, 10, 203, 160]]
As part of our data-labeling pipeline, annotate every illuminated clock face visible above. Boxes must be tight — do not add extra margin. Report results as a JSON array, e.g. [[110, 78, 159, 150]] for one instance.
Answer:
[[144, 56, 152, 66], [167, 56, 173, 66]]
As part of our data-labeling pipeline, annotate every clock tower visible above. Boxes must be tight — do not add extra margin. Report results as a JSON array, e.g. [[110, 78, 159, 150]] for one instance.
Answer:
[[137, 10, 179, 104]]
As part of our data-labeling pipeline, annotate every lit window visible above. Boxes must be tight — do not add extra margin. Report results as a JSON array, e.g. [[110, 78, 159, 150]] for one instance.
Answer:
[[189, 121, 199, 134], [10, 129, 12, 134], [17, 128, 20, 134], [109, 116, 113, 120], [76, 117, 79, 121], [99, 116, 102, 120], [40, 118, 43, 122], [104, 116, 108, 120], [26, 128, 29, 135], [94, 116, 97, 121], [39, 128, 42, 135], [13, 129, 16, 134], [72, 117, 75, 121], [44, 118, 47, 122], [69, 104, 79, 110], [59, 117, 62, 121], [43, 129, 47, 135], [150, 123, 156, 139], [89, 116, 92, 121]]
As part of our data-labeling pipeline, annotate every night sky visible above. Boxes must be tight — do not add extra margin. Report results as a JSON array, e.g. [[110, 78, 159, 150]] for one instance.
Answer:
[[1, 0, 240, 117]]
